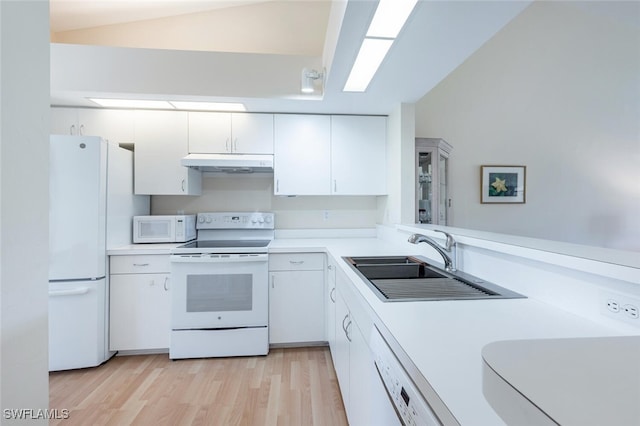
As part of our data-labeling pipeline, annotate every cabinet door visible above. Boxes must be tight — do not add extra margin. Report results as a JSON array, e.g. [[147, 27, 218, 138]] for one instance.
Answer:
[[269, 270, 325, 344], [274, 114, 331, 195], [78, 108, 135, 145], [334, 291, 351, 417], [51, 107, 79, 135], [134, 110, 201, 195], [331, 115, 387, 195], [110, 273, 171, 351], [188, 112, 232, 153], [326, 258, 337, 360], [232, 113, 274, 154]]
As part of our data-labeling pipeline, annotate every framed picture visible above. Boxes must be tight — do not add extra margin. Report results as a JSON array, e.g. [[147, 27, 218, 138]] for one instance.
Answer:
[[481, 165, 526, 204]]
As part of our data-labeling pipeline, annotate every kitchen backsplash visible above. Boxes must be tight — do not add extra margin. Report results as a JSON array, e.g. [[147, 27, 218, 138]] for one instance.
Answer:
[[151, 175, 379, 229]]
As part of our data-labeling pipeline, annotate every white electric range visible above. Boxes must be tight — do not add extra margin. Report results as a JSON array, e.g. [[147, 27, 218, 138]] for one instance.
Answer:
[[169, 212, 274, 359]]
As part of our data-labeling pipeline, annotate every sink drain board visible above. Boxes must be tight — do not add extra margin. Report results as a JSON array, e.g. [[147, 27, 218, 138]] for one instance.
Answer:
[[371, 278, 498, 301]]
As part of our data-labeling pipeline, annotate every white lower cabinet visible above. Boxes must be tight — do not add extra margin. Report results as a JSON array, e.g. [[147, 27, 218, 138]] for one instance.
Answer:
[[109, 255, 171, 352], [334, 266, 401, 426], [326, 255, 338, 361], [334, 289, 351, 415], [268, 253, 325, 345]]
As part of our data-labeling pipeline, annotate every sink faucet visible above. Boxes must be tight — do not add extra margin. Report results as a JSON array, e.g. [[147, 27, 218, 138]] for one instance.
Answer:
[[408, 230, 457, 272]]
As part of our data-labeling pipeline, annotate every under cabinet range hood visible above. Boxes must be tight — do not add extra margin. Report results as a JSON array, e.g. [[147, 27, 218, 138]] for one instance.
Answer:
[[181, 154, 274, 173]]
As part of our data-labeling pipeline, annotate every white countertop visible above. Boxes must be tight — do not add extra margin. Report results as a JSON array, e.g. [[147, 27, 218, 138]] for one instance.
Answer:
[[107, 243, 181, 255], [116, 236, 639, 425], [482, 336, 640, 425], [271, 236, 638, 425]]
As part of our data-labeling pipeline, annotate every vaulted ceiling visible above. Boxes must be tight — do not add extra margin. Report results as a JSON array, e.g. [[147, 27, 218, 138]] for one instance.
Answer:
[[50, 0, 533, 114]]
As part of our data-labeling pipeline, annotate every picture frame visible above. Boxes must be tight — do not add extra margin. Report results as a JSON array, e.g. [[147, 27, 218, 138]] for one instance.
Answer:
[[480, 165, 526, 204]]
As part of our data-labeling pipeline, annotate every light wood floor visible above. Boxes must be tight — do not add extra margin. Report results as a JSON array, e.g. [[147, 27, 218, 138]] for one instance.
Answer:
[[49, 347, 348, 426]]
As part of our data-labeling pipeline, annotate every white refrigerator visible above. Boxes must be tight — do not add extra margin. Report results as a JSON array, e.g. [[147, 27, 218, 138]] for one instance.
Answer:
[[49, 135, 149, 371]]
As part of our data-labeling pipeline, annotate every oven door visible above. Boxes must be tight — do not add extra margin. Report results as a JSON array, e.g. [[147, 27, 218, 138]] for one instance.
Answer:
[[170, 253, 268, 330]]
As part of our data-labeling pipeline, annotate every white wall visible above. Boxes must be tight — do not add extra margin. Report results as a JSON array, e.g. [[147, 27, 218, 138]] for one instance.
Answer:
[[378, 103, 415, 225], [151, 175, 378, 229], [415, 1, 640, 251], [0, 0, 50, 421]]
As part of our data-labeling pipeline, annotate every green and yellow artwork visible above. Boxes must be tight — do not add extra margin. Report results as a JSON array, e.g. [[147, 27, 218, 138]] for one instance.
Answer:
[[488, 173, 518, 197]]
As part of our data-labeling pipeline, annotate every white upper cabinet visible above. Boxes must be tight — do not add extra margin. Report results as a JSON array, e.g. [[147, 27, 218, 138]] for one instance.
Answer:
[[188, 112, 231, 153], [232, 113, 274, 154], [188, 112, 274, 154], [134, 110, 201, 195], [274, 114, 331, 195], [331, 115, 387, 195], [273, 114, 387, 196], [51, 107, 135, 145]]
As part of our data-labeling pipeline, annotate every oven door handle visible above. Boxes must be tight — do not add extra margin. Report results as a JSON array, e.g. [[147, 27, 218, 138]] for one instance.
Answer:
[[170, 254, 269, 263]]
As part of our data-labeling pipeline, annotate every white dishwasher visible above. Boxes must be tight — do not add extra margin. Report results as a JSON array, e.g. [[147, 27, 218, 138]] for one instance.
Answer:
[[370, 326, 442, 426]]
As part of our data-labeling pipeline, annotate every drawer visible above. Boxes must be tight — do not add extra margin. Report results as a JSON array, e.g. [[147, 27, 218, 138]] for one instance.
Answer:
[[269, 253, 325, 271], [110, 255, 171, 274]]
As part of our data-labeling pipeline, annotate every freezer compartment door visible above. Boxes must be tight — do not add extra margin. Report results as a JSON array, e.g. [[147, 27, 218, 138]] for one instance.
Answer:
[[48, 279, 108, 371], [49, 135, 107, 280]]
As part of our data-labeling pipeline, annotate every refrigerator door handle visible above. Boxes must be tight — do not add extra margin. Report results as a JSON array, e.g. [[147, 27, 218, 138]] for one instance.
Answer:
[[49, 287, 90, 297]]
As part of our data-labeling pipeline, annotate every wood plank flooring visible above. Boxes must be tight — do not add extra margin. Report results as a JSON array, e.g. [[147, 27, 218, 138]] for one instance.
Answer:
[[49, 347, 348, 426]]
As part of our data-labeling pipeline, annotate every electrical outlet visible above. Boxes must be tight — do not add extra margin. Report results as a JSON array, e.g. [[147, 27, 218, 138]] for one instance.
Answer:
[[606, 299, 620, 313], [623, 304, 639, 319], [601, 291, 640, 327]]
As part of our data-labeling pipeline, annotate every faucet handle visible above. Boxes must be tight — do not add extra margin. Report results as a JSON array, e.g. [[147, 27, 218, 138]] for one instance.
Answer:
[[434, 230, 455, 250]]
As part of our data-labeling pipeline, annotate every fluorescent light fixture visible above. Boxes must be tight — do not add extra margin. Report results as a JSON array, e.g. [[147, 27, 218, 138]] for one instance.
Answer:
[[89, 98, 173, 109], [343, 38, 393, 92], [169, 101, 246, 112], [367, 0, 419, 38]]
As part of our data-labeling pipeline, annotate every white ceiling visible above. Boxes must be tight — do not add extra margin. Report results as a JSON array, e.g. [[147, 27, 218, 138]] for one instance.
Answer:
[[50, 0, 275, 32], [50, 0, 534, 115]]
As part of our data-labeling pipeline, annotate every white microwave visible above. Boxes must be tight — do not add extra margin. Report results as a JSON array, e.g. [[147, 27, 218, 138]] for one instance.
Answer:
[[133, 215, 196, 243]]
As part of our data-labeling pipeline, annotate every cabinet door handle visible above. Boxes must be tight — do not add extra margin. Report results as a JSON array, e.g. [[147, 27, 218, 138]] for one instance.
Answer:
[[289, 260, 304, 265], [276, 179, 279, 193], [163, 277, 169, 291], [79, 124, 85, 136], [342, 313, 349, 333], [70, 124, 76, 135], [327, 264, 333, 270], [346, 320, 352, 342], [330, 287, 336, 303], [225, 138, 230, 152], [334, 180, 337, 193], [181, 179, 186, 192], [233, 138, 238, 152], [271, 274, 275, 289], [133, 263, 149, 267]]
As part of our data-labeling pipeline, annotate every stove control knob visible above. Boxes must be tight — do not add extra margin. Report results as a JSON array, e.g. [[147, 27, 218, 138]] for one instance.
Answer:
[[198, 216, 205, 223], [265, 216, 272, 224], [206, 216, 212, 223], [258, 216, 264, 224], [251, 218, 258, 224]]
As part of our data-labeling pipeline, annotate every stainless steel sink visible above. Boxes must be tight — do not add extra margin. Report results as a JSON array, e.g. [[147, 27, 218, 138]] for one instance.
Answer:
[[344, 256, 525, 302]]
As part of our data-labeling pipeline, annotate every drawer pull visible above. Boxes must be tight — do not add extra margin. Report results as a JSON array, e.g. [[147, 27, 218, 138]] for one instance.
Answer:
[[133, 263, 149, 267], [330, 287, 336, 303], [289, 260, 305, 265], [163, 277, 170, 291]]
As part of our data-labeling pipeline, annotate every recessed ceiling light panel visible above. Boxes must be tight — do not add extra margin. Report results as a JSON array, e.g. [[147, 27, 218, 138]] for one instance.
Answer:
[[367, 0, 419, 38], [169, 101, 247, 112], [89, 98, 173, 109], [343, 38, 394, 92]]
